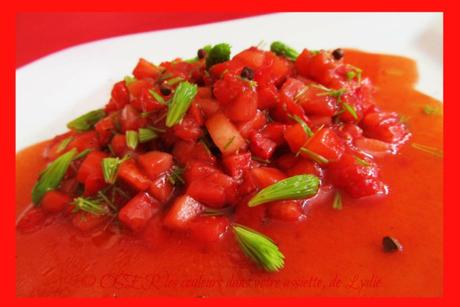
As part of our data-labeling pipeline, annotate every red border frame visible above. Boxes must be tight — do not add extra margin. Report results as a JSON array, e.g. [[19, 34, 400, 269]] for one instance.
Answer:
[[4, 1, 458, 306]]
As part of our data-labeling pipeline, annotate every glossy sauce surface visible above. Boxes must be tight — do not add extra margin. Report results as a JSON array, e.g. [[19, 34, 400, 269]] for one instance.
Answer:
[[16, 50, 443, 297]]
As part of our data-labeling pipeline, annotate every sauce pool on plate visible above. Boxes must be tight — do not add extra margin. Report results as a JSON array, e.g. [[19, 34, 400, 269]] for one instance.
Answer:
[[16, 45, 442, 297]]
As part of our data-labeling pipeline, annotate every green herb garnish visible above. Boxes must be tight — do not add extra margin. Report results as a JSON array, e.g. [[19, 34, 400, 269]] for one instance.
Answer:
[[73, 148, 92, 160], [168, 166, 185, 186], [233, 224, 285, 272], [342, 102, 358, 120], [148, 89, 167, 105], [248, 174, 320, 207], [165, 81, 198, 127], [138, 127, 158, 143], [313, 84, 347, 103], [298, 147, 329, 164], [270, 41, 299, 61], [31, 148, 77, 205], [67, 109, 106, 132], [166, 76, 184, 86], [124, 75, 136, 85], [346, 66, 362, 82], [332, 192, 343, 210], [126, 130, 139, 150], [72, 197, 109, 215], [411, 143, 443, 158], [206, 43, 231, 68], [422, 105, 443, 116], [223, 136, 236, 150], [354, 155, 371, 167], [102, 156, 128, 184], [288, 114, 313, 137], [55, 136, 74, 154]]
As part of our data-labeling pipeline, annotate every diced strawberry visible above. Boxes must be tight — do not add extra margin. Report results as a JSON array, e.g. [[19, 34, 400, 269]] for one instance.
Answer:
[[131, 87, 166, 113], [148, 175, 174, 204], [225, 88, 258, 122], [257, 84, 279, 109], [68, 131, 100, 153], [138, 151, 174, 180], [222, 152, 252, 178], [285, 158, 324, 178], [249, 133, 277, 160], [260, 123, 286, 145], [76, 151, 107, 183], [233, 47, 266, 70], [132, 58, 161, 80], [94, 116, 115, 145], [105, 81, 130, 112], [284, 123, 309, 153], [297, 86, 338, 116], [237, 110, 267, 139], [110, 134, 129, 157], [173, 114, 203, 142], [118, 159, 151, 191], [183, 160, 219, 184], [119, 104, 146, 132], [213, 74, 245, 105], [193, 98, 220, 117], [190, 216, 230, 244], [118, 192, 160, 232], [267, 200, 304, 221], [173, 141, 216, 166], [251, 167, 286, 189], [187, 172, 236, 208], [361, 112, 410, 144], [327, 152, 387, 198], [163, 195, 204, 230], [205, 112, 246, 155], [126, 79, 151, 98], [234, 195, 266, 227], [302, 128, 344, 162]]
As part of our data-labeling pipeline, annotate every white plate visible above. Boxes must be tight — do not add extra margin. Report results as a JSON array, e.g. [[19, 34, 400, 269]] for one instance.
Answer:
[[16, 12, 443, 152]]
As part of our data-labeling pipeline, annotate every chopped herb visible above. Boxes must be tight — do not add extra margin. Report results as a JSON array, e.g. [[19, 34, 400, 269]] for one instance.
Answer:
[[206, 43, 231, 68], [294, 86, 308, 101], [251, 156, 271, 164], [422, 105, 443, 116], [102, 156, 128, 184], [354, 155, 371, 167], [138, 128, 158, 143], [382, 236, 403, 253], [168, 166, 185, 186], [332, 192, 343, 210], [55, 136, 74, 153], [97, 191, 118, 213], [411, 143, 443, 158], [288, 114, 313, 137], [248, 174, 320, 207], [67, 109, 106, 132], [165, 81, 198, 127], [126, 130, 139, 150], [223, 136, 236, 150], [313, 84, 347, 102], [346, 66, 363, 82], [298, 147, 329, 164], [124, 75, 136, 85], [148, 89, 167, 105], [141, 111, 153, 118], [203, 207, 233, 216], [148, 126, 167, 133], [31, 148, 78, 205], [73, 148, 92, 160], [233, 224, 285, 272], [342, 102, 358, 120], [166, 76, 184, 86], [270, 41, 299, 61], [72, 197, 109, 215]]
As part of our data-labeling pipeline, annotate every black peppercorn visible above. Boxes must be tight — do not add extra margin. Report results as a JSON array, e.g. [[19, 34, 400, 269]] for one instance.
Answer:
[[197, 49, 206, 59], [159, 84, 172, 96], [332, 48, 344, 60], [240, 67, 254, 80], [382, 236, 403, 253]]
